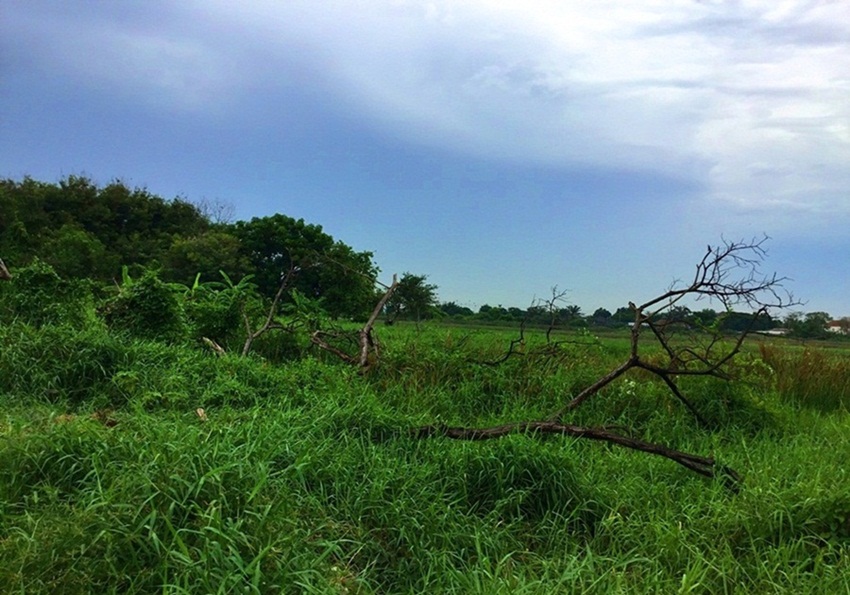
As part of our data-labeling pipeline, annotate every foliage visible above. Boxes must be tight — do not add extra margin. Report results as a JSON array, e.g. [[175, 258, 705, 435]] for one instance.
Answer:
[[0, 176, 208, 280], [183, 272, 261, 350], [387, 272, 439, 323], [232, 214, 377, 319], [164, 231, 251, 287], [1, 320, 850, 592], [0, 259, 96, 328], [103, 268, 190, 343], [760, 343, 850, 411]]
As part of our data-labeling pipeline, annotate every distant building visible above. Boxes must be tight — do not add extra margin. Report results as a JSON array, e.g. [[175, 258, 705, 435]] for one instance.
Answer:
[[827, 321, 849, 335], [758, 328, 790, 336]]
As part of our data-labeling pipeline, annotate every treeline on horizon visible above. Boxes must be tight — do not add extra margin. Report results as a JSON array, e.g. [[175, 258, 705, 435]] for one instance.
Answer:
[[0, 175, 840, 338]]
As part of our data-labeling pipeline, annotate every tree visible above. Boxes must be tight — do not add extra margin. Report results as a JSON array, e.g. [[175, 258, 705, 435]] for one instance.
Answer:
[[590, 308, 612, 326], [414, 238, 798, 488], [386, 273, 439, 325], [785, 311, 831, 339], [232, 214, 377, 319], [165, 231, 251, 287], [440, 302, 474, 317], [43, 224, 117, 279], [611, 306, 634, 324]]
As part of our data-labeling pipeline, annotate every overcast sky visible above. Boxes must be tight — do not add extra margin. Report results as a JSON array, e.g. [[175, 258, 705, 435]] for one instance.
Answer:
[[2, 1, 848, 315]]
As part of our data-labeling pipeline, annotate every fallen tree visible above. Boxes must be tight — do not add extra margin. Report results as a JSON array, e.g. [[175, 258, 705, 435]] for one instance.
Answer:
[[413, 237, 797, 489], [311, 274, 399, 369]]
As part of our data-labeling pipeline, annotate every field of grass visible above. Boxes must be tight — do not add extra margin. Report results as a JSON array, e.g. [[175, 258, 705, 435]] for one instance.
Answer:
[[1, 321, 849, 593]]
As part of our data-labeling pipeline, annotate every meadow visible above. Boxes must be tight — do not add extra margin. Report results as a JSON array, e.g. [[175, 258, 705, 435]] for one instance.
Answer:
[[1, 320, 849, 593]]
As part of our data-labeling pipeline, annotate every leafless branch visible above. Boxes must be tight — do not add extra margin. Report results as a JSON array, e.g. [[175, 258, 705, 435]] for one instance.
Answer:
[[412, 421, 741, 488], [310, 275, 399, 370], [412, 238, 796, 487], [475, 320, 526, 366], [242, 262, 299, 356]]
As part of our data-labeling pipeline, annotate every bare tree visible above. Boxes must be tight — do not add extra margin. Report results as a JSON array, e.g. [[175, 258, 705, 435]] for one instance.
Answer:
[[194, 197, 236, 225], [241, 262, 300, 356], [414, 237, 797, 488], [311, 275, 399, 370]]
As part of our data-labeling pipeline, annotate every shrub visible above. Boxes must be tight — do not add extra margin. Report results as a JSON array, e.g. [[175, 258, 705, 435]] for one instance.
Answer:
[[0, 259, 96, 328], [103, 269, 189, 343]]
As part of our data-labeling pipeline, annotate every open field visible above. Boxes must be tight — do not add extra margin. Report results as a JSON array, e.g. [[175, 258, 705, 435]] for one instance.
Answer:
[[1, 321, 849, 593]]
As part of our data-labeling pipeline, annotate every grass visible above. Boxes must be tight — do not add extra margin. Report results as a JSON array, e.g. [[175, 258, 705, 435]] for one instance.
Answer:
[[1, 321, 850, 592]]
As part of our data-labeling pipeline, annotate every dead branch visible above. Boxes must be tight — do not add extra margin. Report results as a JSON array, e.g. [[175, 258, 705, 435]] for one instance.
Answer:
[[0, 258, 11, 281], [550, 237, 798, 421], [310, 275, 399, 370], [202, 337, 226, 357], [541, 285, 570, 344], [410, 238, 795, 488], [475, 319, 526, 366], [413, 421, 741, 488], [359, 274, 398, 367], [241, 262, 298, 356]]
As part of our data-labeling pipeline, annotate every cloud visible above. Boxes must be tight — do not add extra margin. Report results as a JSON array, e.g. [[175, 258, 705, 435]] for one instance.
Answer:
[[5, 0, 848, 227], [197, 0, 847, 226]]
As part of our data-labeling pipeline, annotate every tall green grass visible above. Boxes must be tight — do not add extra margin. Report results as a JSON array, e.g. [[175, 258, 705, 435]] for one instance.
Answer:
[[1, 320, 849, 592], [760, 343, 850, 412]]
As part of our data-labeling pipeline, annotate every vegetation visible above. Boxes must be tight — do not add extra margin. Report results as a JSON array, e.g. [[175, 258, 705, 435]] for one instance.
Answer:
[[1, 176, 849, 592]]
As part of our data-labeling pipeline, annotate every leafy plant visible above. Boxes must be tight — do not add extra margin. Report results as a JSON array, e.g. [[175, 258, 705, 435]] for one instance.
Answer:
[[103, 267, 189, 343]]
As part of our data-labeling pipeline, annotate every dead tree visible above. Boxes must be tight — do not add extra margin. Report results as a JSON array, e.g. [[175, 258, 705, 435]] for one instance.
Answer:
[[415, 237, 797, 488], [0, 259, 11, 281], [311, 275, 399, 370], [475, 286, 597, 366], [241, 262, 300, 356]]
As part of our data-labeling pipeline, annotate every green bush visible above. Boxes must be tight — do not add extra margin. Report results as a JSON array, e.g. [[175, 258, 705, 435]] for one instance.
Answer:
[[103, 269, 189, 343], [0, 259, 96, 328]]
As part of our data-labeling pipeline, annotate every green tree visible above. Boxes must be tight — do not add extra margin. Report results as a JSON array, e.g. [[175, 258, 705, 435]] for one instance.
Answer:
[[440, 301, 474, 317], [591, 307, 612, 326], [785, 311, 830, 338], [232, 214, 377, 319], [43, 224, 118, 279], [165, 231, 251, 286], [387, 273, 438, 325]]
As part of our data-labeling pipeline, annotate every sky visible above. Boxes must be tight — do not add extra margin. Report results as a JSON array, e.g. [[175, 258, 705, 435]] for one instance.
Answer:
[[2, 0, 849, 316]]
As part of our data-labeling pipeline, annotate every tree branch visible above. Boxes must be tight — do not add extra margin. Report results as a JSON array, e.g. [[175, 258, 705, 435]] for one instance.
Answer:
[[413, 421, 742, 489]]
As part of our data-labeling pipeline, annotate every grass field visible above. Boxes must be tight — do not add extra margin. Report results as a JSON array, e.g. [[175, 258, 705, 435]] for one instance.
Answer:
[[1, 321, 849, 593]]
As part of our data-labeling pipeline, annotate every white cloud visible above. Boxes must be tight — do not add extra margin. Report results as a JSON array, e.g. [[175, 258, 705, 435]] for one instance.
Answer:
[[196, 0, 849, 226], [8, 0, 849, 226]]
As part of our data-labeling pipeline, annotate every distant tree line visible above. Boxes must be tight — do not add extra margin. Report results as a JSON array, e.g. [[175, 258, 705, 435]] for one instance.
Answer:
[[435, 301, 844, 339]]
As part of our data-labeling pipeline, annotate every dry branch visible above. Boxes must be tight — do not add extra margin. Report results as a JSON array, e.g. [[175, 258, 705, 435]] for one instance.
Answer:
[[411, 238, 795, 488], [310, 274, 399, 370], [0, 258, 11, 281], [242, 262, 298, 356], [413, 421, 742, 488]]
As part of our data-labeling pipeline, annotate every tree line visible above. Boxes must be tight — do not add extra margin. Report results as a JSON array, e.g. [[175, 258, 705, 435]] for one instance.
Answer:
[[0, 176, 386, 320], [1, 176, 842, 338]]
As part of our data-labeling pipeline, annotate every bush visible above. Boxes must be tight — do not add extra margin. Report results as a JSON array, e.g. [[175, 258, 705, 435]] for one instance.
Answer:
[[0, 259, 96, 328], [103, 269, 189, 343]]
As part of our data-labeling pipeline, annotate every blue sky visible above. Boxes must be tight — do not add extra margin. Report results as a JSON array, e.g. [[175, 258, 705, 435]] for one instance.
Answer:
[[2, 1, 848, 316]]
